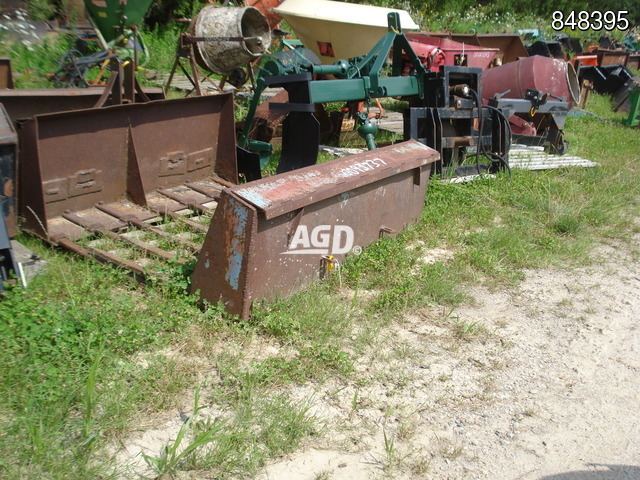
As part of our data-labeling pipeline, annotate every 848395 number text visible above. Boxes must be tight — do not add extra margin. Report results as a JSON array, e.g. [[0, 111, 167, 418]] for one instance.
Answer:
[[551, 11, 629, 31]]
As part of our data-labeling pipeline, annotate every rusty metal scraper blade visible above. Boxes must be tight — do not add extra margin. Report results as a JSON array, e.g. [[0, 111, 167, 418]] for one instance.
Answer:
[[191, 140, 440, 318], [0, 87, 165, 123], [17, 95, 237, 275], [18, 95, 236, 239]]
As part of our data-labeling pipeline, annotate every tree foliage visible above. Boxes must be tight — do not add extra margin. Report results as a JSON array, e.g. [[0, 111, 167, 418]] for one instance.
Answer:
[[19, 0, 640, 31], [347, 0, 639, 26]]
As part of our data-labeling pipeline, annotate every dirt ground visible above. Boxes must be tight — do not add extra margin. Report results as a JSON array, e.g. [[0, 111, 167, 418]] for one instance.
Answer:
[[116, 233, 639, 480], [255, 235, 640, 480]]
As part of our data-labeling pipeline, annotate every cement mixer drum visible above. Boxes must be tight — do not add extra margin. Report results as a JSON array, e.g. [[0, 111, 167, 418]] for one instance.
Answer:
[[191, 6, 271, 76]]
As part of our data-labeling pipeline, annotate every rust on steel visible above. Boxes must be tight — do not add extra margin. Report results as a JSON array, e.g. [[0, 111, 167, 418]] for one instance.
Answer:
[[0, 57, 14, 89], [427, 33, 529, 65], [0, 87, 165, 123], [191, 140, 440, 318], [18, 95, 236, 273], [17, 94, 440, 318], [0, 103, 18, 237]]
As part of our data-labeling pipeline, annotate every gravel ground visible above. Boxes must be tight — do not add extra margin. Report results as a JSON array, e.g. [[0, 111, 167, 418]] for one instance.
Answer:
[[256, 235, 640, 480]]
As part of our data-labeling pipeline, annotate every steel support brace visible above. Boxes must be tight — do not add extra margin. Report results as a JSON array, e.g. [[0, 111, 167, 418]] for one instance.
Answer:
[[308, 76, 421, 104], [0, 104, 17, 237], [489, 96, 570, 153], [0, 215, 18, 291], [623, 88, 640, 127]]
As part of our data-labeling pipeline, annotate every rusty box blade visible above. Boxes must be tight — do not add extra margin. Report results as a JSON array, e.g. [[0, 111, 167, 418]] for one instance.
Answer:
[[18, 95, 237, 273], [191, 140, 439, 318]]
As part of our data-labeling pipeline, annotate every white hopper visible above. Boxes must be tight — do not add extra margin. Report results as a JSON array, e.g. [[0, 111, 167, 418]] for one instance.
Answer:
[[273, 0, 419, 64]]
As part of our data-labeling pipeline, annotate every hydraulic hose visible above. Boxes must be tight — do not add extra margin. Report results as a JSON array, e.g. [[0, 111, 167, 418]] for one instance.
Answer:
[[464, 88, 511, 175]]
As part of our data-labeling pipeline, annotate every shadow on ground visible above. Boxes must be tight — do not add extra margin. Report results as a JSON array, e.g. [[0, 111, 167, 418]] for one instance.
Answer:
[[540, 464, 640, 480]]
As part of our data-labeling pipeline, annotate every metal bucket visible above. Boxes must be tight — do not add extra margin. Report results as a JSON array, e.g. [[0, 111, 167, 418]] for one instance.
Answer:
[[482, 55, 580, 106], [428, 33, 529, 65], [191, 6, 271, 75], [0, 87, 165, 123], [596, 49, 629, 67], [406, 34, 499, 70], [18, 95, 237, 277]]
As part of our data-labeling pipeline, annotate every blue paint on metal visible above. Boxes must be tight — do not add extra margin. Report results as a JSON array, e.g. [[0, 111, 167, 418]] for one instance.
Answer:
[[236, 190, 269, 209], [234, 177, 288, 208], [227, 253, 243, 290], [232, 199, 249, 236], [225, 197, 249, 291]]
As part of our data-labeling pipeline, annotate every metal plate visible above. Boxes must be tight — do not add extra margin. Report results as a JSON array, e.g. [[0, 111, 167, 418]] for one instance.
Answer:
[[0, 87, 165, 122], [234, 141, 434, 219]]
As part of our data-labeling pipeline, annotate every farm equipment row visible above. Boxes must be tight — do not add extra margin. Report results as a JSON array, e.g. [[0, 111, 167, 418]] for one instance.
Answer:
[[1, 7, 581, 317], [4, 90, 438, 317]]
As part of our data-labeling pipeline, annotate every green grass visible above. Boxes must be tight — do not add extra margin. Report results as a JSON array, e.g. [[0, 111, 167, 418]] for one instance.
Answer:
[[179, 393, 319, 478], [420, 4, 544, 35], [2, 32, 76, 88]]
